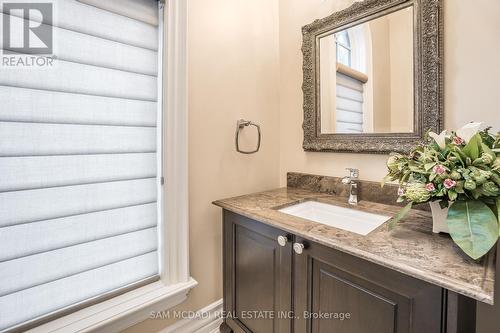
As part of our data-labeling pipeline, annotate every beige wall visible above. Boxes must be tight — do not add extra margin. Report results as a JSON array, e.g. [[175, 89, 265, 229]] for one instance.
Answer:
[[369, 7, 414, 133], [124, 0, 280, 331], [279, 0, 500, 186], [370, 16, 392, 132], [389, 8, 414, 132], [126, 0, 500, 331]]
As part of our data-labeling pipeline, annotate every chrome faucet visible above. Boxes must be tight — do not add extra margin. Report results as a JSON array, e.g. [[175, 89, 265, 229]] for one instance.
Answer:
[[341, 168, 359, 205]]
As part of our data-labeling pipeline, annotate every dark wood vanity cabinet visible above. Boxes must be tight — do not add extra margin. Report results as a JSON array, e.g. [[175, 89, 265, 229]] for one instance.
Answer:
[[222, 211, 293, 333], [222, 210, 474, 333], [293, 235, 442, 333]]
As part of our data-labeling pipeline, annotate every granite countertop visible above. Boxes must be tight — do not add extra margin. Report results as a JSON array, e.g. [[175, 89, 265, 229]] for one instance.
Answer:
[[213, 187, 496, 304]]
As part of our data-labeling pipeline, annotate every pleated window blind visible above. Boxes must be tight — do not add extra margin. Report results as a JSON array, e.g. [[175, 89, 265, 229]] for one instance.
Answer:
[[336, 72, 364, 133], [0, 1, 162, 331]]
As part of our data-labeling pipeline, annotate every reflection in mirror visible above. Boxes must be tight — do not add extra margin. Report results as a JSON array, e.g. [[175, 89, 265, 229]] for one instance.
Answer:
[[319, 6, 414, 134]]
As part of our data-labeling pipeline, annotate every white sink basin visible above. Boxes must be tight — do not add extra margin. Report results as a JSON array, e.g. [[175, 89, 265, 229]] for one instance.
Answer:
[[278, 201, 391, 236]]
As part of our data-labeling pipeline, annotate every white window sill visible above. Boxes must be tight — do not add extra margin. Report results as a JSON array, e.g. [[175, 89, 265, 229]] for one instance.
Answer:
[[26, 278, 198, 333]]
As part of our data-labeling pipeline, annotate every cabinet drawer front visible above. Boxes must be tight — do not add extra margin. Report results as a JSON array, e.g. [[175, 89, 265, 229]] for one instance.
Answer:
[[293, 237, 443, 333], [223, 211, 293, 333]]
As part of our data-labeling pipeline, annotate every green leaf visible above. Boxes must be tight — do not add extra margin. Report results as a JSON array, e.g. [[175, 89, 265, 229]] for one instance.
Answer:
[[409, 165, 425, 173], [462, 134, 482, 160], [381, 175, 392, 188], [482, 143, 495, 160], [450, 151, 465, 167], [473, 158, 485, 166], [455, 181, 465, 194], [388, 202, 413, 230], [471, 189, 481, 199], [401, 171, 411, 184], [453, 147, 468, 160], [424, 162, 437, 171], [447, 201, 498, 260], [448, 190, 458, 201]]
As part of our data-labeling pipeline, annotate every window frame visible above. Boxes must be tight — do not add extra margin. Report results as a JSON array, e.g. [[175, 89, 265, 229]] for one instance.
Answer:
[[24, 1, 195, 332], [335, 30, 352, 67]]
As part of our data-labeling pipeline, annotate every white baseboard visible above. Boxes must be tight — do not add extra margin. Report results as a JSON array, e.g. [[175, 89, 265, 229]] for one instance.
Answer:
[[158, 299, 222, 333]]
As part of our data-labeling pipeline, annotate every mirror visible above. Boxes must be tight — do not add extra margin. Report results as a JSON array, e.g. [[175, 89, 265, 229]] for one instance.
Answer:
[[319, 7, 414, 134], [302, 0, 443, 153]]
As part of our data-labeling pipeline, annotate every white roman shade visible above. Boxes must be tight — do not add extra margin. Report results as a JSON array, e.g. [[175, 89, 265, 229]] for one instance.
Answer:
[[0, 1, 162, 331], [336, 72, 364, 133]]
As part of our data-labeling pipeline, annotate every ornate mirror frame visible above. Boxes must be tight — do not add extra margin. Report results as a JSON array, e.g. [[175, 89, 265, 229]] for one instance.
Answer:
[[302, 0, 443, 154]]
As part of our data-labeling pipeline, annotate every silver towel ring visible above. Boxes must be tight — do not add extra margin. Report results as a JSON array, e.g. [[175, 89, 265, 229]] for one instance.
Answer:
[[235, 119, 261, 154]]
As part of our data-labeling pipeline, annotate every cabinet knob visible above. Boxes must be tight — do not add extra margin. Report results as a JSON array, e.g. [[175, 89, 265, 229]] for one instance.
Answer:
[[277, 235, 288, 247], [293, 243, 305, 255]]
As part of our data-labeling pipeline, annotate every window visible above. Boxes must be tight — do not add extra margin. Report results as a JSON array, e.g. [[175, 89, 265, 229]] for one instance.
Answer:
[[335, 30, 352, 67], [334, 27, 369, 134], [0, 1, 194, 332]]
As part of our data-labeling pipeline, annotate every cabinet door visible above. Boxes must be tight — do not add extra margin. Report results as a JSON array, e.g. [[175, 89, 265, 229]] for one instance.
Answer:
[[293, 236, 443, 333], [223, 211, 293, 333]]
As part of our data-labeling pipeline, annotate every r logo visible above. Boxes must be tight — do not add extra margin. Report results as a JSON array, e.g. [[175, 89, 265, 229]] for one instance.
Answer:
[[2, 2, 53, 54]]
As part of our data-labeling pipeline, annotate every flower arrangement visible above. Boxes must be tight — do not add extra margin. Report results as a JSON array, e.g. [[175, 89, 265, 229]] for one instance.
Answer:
[[383, 122, 500, 260]]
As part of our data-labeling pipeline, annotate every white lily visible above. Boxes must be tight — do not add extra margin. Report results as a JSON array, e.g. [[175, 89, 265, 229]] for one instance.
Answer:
[[456, 122, 483, 143], [429, 130, 447, 149]]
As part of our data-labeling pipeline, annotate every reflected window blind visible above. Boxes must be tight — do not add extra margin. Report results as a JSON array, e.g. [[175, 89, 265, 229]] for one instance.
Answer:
[[336, 72, 364, 133], [0, 1, 162, 331]]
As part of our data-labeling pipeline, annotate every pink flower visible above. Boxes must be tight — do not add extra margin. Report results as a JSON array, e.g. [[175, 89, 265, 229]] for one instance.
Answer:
[[443, 179, 457, 189], [432, 164, 446, 175], [425, 183, 436, 192], [453, 136, 465, 145], [398, 187, 405, 196]]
